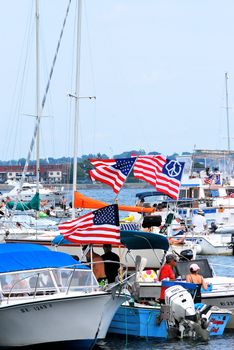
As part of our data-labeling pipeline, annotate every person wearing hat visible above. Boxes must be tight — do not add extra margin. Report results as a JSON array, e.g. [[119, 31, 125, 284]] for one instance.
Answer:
[[82, 245, 107, 285], [192, 209, 208, 234], [166, 214, 186, 245], [167, 214, 186, 237], [158, 254, 177, 303], [186, 263, 208, 303]]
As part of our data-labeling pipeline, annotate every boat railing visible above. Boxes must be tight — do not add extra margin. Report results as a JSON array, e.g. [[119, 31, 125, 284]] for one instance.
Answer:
[[82, 260, 129, 286], [0, 265, 103, 303]]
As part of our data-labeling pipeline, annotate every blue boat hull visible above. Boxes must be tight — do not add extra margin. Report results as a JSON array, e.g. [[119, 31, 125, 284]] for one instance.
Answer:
[[108, 304, 168, 339], [109, 304, 231, 339]]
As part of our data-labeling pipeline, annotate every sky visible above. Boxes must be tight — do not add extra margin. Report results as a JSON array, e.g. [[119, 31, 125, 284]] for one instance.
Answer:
[[1, 0, 234, 161]]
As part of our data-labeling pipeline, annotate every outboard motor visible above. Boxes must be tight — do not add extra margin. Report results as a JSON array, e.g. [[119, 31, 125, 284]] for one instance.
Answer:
[[165, 285, 209, 340], [165, 285, 196, 321], [179, 249, 193, 261]]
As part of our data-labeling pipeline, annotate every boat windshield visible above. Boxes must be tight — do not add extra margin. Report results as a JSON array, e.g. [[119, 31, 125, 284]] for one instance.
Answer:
[[0, 268, 99, 297]]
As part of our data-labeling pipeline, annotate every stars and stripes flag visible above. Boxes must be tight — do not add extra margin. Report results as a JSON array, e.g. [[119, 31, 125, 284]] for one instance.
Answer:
[[133, 155, 185, 200], [204, 175, 213, 185], [58, 204, 120, 245], [89, 157, 137, 194]]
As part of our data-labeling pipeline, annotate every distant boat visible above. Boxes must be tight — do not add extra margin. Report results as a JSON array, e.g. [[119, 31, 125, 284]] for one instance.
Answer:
[[0, 180, 65, 206]]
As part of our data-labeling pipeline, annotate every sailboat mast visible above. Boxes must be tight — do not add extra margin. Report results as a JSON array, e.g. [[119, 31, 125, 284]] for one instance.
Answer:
[[72, 0, 82, 219], [225, 72, 230, 152], [36, 0, 41, 192]]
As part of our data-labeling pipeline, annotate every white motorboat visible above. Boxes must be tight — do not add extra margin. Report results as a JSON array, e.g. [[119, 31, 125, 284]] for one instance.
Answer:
[[0, 213, 58, 229], [0, 219, 59, 243], [175, 258, 234, 329], [132, 191, 233, 256], [179, 232, 233, 255], [0, 180, 65, 205], [0, 243, 130, 348]]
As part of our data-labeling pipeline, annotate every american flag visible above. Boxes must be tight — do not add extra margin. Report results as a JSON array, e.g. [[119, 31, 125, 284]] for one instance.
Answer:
[[204, 176, 213, 185], [58, 204, 120, 245], [134, 155, 185, 200], [89, 157, 136, 194]]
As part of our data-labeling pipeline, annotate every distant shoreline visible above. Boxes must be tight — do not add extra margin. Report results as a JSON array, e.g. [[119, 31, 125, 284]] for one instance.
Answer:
[[0, 182, 151, 191]]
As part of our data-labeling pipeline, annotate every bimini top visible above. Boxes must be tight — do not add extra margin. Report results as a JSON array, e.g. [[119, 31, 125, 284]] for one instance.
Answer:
[[120, 230, 169, 251], [52, 230, 169, 251], [0, 243, 88, 273], [136, 191, 172, 200]]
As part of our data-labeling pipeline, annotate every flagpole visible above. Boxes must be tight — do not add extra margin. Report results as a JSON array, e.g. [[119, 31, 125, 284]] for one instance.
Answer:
[[90, 244, 93, 274]]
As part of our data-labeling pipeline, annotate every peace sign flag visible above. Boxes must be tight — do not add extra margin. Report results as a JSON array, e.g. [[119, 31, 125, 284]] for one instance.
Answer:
[[133, 155, 185, 200]]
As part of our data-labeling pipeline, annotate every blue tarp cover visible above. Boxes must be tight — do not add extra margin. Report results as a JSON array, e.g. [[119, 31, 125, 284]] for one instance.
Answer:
[[0, 243, 87, 273]]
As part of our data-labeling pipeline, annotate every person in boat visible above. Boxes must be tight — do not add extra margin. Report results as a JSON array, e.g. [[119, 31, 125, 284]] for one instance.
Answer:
[[192, 209, 208, 234], [136, 198, 145, 207], [158, 254, 177, 303], [168, 214, 186, 237], [6, 196, 11, 202], [49, 205, 56, 217], [101, 244, 120, 283], [167, 214, 186, 244], [0, 201, 5, 216], [186, 263, 208, 303], [82, 245, 107, 285], [16, 222, 22, 229], [59, 196, 67, 210]]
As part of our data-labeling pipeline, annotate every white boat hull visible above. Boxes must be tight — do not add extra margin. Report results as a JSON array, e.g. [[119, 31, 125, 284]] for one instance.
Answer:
[[184, 234, 233, 255], [202, 276, 234, 329], [0, 293, 111, 347]]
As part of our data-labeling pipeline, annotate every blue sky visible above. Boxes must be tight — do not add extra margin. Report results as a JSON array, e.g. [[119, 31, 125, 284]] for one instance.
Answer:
[[1, 0, 234, 161]]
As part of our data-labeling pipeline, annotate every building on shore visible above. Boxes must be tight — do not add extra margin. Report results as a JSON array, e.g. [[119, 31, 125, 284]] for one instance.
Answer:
[[0, 164, 71, 184]]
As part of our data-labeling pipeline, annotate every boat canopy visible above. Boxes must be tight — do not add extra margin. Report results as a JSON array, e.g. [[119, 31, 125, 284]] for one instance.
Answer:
[[0, 243, 88, 273], [136, 191, 172, 200], [135, 190, 201, 203], [120, 230, 169, 251], [52, 230, 169, 252], [6, 192, 40, 211]]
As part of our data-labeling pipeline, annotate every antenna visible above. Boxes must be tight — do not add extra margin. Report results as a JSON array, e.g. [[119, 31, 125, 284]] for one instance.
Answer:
[[225, 72, 230, 152]]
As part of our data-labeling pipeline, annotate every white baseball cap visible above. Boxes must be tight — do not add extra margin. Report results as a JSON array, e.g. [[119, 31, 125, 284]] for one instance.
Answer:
[[190, 263, 200, 272]]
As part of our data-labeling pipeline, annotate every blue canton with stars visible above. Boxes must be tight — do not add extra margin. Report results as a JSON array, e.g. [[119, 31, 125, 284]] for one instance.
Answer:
[[112, 157, 136, 176], [93, 204, 119, 226]]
